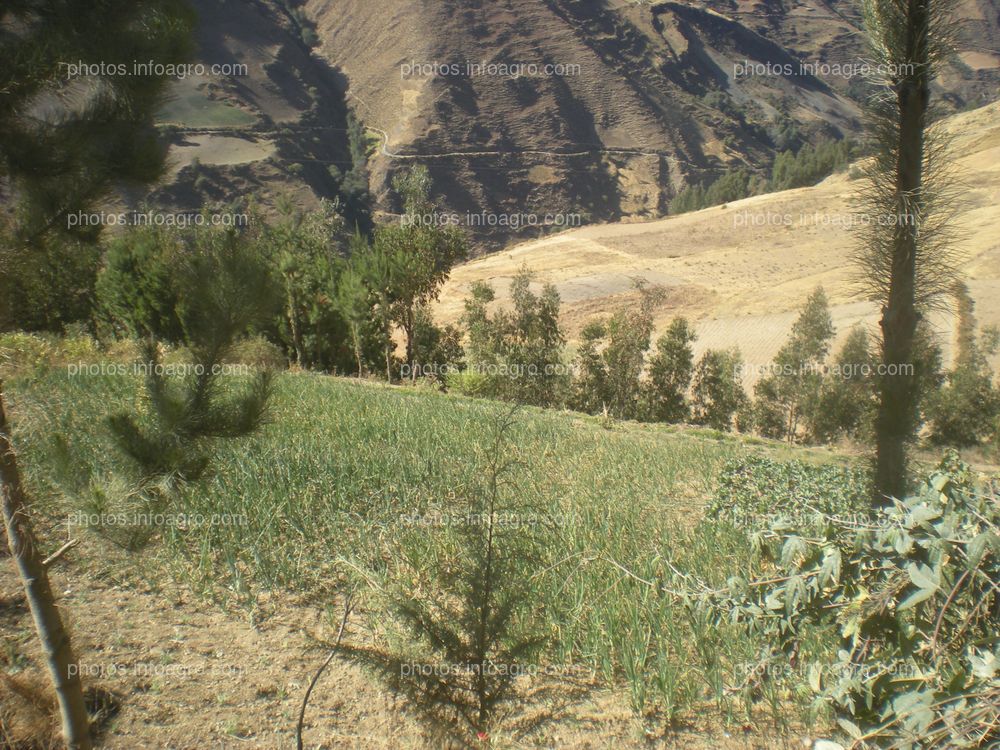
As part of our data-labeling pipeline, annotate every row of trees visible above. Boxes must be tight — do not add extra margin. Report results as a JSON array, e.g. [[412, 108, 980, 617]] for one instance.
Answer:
[[83, 189, 999, 450], [670, 138, 853, 214], [91, 166, 468, 381], [435, 276, 999, 449]]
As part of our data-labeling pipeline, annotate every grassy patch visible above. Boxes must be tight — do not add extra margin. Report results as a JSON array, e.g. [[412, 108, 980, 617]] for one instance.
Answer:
[[6, 370, 853, 733], [156, 84, 257, 128]]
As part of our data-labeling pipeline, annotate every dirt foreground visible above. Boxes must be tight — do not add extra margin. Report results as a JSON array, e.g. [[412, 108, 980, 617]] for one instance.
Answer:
[[1, 542, 826, 750]]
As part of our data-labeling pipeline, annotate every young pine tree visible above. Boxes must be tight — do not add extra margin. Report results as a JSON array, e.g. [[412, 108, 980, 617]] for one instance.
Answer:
[[90, 226, 278, 549], [347, 407, 549, 736]]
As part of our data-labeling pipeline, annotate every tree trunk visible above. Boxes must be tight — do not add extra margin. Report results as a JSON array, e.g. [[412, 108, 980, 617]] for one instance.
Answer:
[[287, 287, 304, 368], [384, 337, 392, 382], [403, 305, 415, 372], [0, 384, 91, 749], [874, 0, 929, 504], [351, 325, 364, 377]]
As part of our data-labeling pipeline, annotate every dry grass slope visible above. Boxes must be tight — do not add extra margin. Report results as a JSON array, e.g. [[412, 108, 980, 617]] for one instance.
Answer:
[[434, 100, 1000, 386]]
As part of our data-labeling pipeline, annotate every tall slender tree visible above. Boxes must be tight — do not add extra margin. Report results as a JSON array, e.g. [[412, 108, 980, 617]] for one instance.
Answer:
[[856, 0, 959, 501], [379, 166, 467, 369]]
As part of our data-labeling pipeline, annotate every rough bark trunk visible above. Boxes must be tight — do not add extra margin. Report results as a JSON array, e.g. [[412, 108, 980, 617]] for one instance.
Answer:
[[874, 0, 929, 503], [0, 383, 91, 749]]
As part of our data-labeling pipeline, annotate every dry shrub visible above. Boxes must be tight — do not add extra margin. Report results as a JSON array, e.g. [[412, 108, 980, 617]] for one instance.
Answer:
[[0, 672, 60, 750]]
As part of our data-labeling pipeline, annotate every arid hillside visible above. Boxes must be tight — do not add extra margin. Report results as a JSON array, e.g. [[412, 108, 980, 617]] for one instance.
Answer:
[[143, 0, 1000, 249], [305, 0, 998, 244], [433, 100, 1000, 386]]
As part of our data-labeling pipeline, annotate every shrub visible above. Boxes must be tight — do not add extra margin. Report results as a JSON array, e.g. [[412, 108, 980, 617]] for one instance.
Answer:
[[705, 455, 872, 529], [927, 368, 1000, 446], [225, 335, 288, 370], [409, 306, 464, 381], [696, 452, 999, 748], [0, 233, 101, 333], [600, 286, 663, 419], [344, 408, 550, 736], [71, 228, 279, 549], [568, 286, 664, 420], [445, 368, 492, 398], [95, 223, 189, 343], [0, 332, 102, 378], [263, 199, 357, 372]]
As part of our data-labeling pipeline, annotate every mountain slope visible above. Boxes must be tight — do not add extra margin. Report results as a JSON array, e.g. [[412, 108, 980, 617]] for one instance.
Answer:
[[139, 0, 999, 250], [433, 100, 1000, 383], [301, 0, 997, 246]]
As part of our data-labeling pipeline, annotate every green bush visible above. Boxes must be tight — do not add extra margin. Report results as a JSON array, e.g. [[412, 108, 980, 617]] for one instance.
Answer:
[[926, 286, 1000, 447], [445, 368, 493, 398], [705, 454, 871, 529], [95, 223, 186, 342], [0, 234, 101, 333], [0, 332, 102, 378], [225, 335, 288, 370], [697, 452, 999, 748], [926, 368, 1000, 447]]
